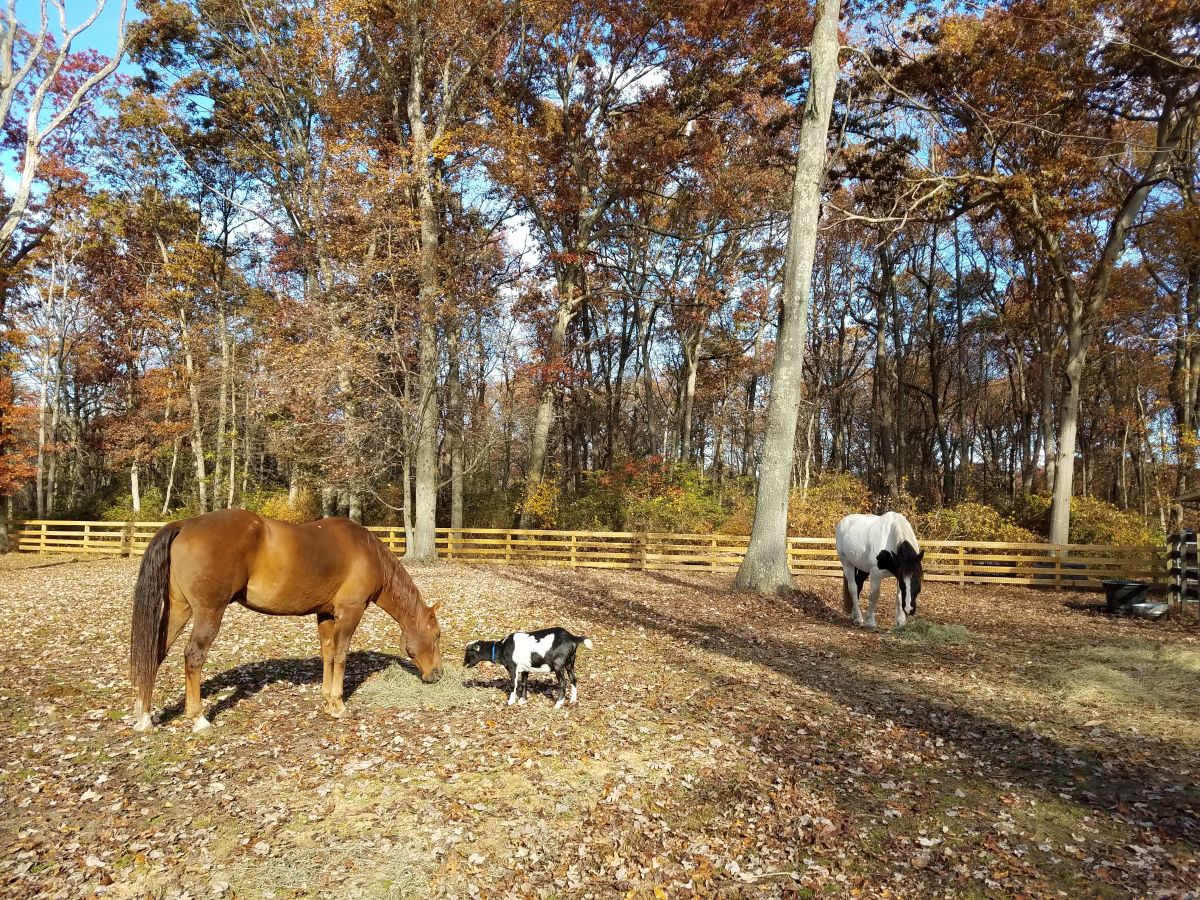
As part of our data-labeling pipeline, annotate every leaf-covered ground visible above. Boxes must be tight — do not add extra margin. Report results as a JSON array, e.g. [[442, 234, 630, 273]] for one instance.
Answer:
[[1, 555, 1198, 899]]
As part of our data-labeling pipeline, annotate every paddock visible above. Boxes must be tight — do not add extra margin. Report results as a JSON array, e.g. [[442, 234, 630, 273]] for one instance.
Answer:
[[1, 555, 1196, 898]]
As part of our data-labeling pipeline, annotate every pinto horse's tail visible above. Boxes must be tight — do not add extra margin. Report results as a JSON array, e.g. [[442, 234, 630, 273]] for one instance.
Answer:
[[842, 575, 853, 615], [130, 522, 182, 725]]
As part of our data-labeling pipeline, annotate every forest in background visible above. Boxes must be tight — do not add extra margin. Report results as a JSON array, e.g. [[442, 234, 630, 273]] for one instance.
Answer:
[[0, 0, 1197, 553]]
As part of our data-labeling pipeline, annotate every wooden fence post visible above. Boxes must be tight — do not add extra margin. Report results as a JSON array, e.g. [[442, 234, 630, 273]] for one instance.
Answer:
[[711, 536, 718, 572], [122, 522, 134, 557], [39, 522, 47, 553], [505, 530, 512, 565], [83, 522, 91, 555], [570, 533, 577, 567], [638, 533, 648, 571], [958, 546, 966, 585], [1054, 547, 1062, 591]]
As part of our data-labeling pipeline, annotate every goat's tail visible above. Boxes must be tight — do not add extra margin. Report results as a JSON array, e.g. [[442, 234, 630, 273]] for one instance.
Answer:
[[579, 636, 594, 651]]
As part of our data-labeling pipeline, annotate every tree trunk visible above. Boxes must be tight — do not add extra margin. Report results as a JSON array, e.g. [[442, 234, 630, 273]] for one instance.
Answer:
[[1049, 299, 1086, 543], [520, 265, 578, 528], [180, 311, 208, 514], [874, 279, 899, 500], [407, 28, 441, 561], [35, 340, 50, 518], [735, 0, 841, 594], [637, 302, 659, 455], [679, 325, 703, 463], [954, 222, 969, 499], [227, 374, 237, 510], [213, 298, 229, 509], [448, 320, 465, 531]]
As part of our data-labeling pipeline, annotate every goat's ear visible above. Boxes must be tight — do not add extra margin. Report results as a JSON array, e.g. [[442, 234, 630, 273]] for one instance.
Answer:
[[430, 599, 442, 613], [918, 549, 925, 561], [876, 550, 896, 573]]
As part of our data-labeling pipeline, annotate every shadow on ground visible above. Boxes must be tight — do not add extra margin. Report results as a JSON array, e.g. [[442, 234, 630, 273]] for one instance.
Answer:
[[504, 567, 1200, 848], [157, 650, 411, 723]]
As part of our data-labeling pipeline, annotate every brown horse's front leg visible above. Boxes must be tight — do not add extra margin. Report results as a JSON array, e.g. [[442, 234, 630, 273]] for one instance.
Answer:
[[184, 607, 224, 733], [316, 613, 336, 702], [326, 604, 365, 718]]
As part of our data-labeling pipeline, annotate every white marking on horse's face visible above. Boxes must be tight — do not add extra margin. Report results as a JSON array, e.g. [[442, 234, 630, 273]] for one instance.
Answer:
[[903, 576, 915, 615]]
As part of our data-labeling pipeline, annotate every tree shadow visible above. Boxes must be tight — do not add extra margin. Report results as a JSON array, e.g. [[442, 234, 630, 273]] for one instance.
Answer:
[[501, 567, 1200, 847], [158, 650, 411, 724]]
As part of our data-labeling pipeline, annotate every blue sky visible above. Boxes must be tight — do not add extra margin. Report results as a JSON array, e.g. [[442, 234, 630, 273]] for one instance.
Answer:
[[15, 0, 142, 68], [4, 1, 144, 189]]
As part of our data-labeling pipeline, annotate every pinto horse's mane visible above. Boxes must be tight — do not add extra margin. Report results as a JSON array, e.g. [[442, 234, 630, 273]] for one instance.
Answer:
[[368, 533, 428, 624]]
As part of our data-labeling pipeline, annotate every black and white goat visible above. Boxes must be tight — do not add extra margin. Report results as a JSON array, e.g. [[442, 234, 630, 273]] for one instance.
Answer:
[[463, 628, 593, 708]]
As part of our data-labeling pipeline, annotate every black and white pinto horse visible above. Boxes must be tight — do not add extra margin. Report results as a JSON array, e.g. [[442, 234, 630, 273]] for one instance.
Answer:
[[835, 512, 925, 630]]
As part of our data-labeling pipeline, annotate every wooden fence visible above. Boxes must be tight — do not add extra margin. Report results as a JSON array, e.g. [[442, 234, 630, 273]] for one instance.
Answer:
[[4, 520, 1167, 589]]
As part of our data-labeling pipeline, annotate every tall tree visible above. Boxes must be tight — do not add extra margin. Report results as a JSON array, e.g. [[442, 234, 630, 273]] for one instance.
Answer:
[[735, 0, 842, 594], [894, 0, 1200, 542]]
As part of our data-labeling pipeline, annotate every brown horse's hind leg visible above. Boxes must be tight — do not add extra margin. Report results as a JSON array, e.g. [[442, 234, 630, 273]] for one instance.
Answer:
[[184, 606, 226, 733], [326, 604, 366, 718], [316, 613, 335, 702], [132, 592, 192, 725]]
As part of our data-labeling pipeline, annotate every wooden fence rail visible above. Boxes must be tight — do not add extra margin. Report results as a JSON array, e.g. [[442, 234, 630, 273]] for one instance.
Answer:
[[4, 520, 1167, 590]]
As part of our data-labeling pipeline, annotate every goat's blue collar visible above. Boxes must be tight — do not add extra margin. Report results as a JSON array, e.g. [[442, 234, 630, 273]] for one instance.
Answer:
[[490, 642, 496, 663]]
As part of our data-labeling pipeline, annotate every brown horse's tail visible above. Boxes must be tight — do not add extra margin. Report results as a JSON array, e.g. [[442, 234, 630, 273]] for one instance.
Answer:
[[843, 574, 853, 615], [130, 522, 182, 718]]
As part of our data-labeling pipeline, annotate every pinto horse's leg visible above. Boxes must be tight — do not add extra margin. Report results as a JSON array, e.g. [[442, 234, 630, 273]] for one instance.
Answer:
[[316, 613, 336, 703], [841, 560, 864, 626], [326, 604, 366, 719], [865, 572, 882, 630], [894, 584, 908, 631], [184, 606, 226, 733]]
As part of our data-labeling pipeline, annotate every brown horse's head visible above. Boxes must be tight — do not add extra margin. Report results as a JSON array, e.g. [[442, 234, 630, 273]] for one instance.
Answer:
[[406, 600, 443, 683]]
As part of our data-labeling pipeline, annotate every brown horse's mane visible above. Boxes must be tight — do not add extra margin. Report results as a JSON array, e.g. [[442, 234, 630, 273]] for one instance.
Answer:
[[369, 531, 428, 624]]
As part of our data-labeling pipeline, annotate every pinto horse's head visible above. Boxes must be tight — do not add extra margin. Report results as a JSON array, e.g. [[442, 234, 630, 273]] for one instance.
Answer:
[[407, 600, 444, 683], [877, 540, 925, 616]]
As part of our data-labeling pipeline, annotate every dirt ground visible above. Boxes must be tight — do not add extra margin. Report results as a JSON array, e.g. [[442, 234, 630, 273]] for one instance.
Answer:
[[1, 555, 1197, 899]]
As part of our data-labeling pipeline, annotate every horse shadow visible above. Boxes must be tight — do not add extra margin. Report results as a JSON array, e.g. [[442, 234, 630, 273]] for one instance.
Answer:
[[157, 650, 411, 725]]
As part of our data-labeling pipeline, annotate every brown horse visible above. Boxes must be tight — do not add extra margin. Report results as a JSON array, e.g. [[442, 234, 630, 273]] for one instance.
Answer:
[[130, 509, 442, 733]]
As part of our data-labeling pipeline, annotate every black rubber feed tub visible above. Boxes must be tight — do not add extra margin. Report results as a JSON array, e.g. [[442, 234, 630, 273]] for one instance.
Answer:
[[1101, 579, 1149, 614]]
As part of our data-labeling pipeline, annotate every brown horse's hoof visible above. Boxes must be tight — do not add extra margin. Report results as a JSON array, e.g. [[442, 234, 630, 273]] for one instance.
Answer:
[[192, 716, 212, 734], [132, 713, 153, 732], [325, 703, 348, 719]]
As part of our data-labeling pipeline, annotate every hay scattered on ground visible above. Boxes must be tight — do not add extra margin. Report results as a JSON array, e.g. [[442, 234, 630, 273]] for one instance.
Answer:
[[892, 618, 973, 645], [1055, 639, 1200, 740], [353, 661, 483, 709]]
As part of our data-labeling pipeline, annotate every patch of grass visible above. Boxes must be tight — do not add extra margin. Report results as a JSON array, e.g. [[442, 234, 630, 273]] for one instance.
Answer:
[[892, 620, 973, 645], [353, 662, 480, 709], [1054, 640, 1200, 739]]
